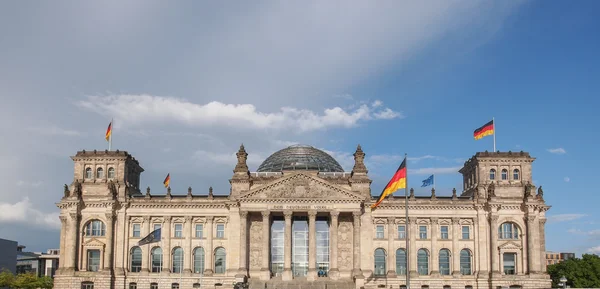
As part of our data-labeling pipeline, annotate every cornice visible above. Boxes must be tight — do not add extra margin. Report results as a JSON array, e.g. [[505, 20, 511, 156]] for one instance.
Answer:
[[239, 198, 361, 204], [128, 203, 229, 209]]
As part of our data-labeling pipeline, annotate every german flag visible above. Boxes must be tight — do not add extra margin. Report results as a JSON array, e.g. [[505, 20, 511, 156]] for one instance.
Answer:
[[163, 173, 170, 188], [371, 157, 407, 209], [105, 121, 112, 141], [474, 119, 494, 140]]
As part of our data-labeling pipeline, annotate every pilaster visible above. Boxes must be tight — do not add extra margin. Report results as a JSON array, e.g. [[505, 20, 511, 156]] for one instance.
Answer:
[[386, 217, 396, 278], [204, 216, 214, 276], [103, 213, 115, 272], [68, 212, 79, 272], [183, 216, 192, 274], [329, 211, 340, 280], [352, 211, 363, 277], [451, 217, 460, 276], [163, 216, 172, 273], [527, 214, 539, 274], [430, 217, 439, 276], [408, 217, 417, 277], [238, 211, 249, 275], [308, 210, 318, 281], [260, 211, 271, 280], [489, 214, 500, 276], [141, 216, 151, 272], [282, 211, 293, 281]]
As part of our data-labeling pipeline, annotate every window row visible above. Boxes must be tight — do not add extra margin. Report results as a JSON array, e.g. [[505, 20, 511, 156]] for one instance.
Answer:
[[489, 168, 520, 181], [129, 246, 226, 274], [374, 248, 473, 276], [83, 282, 194, 289], [376, 225, 471, 240], [85, 167, 116, 179], [131, 223, 226, 239]]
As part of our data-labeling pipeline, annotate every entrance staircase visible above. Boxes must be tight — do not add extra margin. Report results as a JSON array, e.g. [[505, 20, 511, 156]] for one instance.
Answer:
[[248, 278, 355, 289]]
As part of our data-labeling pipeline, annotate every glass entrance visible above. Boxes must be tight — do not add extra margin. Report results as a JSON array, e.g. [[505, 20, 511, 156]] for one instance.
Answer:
[[292, 217, 308, 277], [316, 217, 330, 276], [270, 218, 284, 276]]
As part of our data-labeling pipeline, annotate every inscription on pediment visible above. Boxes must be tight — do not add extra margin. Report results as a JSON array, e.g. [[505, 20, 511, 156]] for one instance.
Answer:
[[241, 173, 362, 200]]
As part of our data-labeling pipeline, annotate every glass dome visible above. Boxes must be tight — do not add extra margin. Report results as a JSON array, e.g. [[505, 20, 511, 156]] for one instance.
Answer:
[[257, 144, 344, 172]]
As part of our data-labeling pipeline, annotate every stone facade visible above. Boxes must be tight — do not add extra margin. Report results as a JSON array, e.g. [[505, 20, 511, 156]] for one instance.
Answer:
[[55, 146, 551, 289]]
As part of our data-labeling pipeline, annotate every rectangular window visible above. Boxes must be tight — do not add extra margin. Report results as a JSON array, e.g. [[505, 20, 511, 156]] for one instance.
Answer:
[[129, 283, 137, 289], [462, 226, 470, 239], [153, 224, 161, 231], [150, 284, 158, 289], [440, 226, 449, 239], [132, 224, 141, 237], [216, 224, 225, 238], [419, 226, 427, 239], [174, 224, 183, 238], [503, 253, 516, 275], [87, 250, 101, 272], [81, 282, 94, 289], [172, 284, 179, 289], [376, 225, 384, 239], [195, 224, 203, 238], [397, 225, 406, 239]]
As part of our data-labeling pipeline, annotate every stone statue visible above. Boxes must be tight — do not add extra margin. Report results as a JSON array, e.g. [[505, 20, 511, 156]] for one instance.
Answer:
[[525, 182, 534, 198], [452, 188, 457, 200], [208, 186, 214, 199], [351, 144, 368, 174], [63, 184, 70, 198], [234, 144, 249, 173], [431, 188, 436, 199], [537, 186, 544, 200], [73, 180, 82, 198], [487, 182, 495, 198], [409, 188, 415, 199]]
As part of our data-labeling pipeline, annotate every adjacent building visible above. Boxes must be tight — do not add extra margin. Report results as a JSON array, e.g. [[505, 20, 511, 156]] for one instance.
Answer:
[[16, 247, 60, 278], [0, 238, 17, 274], [54, 144, 552, 289], [545, 252, 575, 266]]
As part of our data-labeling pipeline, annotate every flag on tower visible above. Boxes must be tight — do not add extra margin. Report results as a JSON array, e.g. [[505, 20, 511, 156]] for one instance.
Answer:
[[105, 121, 112, 141], [371, 157, 407, 209], [163, 173, 170, 188], [473, 119, 494, 140], [421, 175, 434, 187]]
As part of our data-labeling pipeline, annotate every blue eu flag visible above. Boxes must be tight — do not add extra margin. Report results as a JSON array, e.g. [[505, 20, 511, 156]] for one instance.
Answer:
[[138, 228, 161, 245], [421, 175, 434, 187]]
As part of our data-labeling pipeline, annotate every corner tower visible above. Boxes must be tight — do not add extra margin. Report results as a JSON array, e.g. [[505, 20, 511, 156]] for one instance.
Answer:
[[459, 151, 535, 199]]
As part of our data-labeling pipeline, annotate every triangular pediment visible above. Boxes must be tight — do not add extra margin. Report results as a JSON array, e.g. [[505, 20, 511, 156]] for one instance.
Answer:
[[498, 241, 522, 250], [83, 238, 105, 248], [239, 172, 364, 201]]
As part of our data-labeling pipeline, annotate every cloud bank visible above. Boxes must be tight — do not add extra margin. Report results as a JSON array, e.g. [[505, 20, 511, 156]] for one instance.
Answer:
[[0, 198, 61, 230], [547, 148, 566, 154]]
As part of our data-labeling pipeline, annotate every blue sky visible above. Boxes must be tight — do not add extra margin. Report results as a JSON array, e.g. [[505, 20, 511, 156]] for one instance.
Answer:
[[0, 1, 598, 255]]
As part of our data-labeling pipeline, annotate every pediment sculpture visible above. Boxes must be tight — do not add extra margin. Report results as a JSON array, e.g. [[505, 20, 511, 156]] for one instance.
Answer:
[[240, 173, 362, 200]]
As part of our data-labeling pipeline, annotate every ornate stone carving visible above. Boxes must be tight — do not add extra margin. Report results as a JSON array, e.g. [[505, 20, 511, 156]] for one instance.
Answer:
[[143, 216, 151, 223], [249, 218, 262, 269], [452, 217, 460, 225], [431, 217, 439, 225], [537, 186, 544, 200], [164, 216, 172, 223], [107, 181, 117, 199], [234, 144, 249, 173], [409, 188, 415, 199], [525, 182, 534, 198], [452, 188, 457, 200], [351, 144, 368, 174], [187, 187, 193, 198], [431, 188, 436, 199], [241, 173, 363, 200], [105, 213, 114, 222], [408, 217, 418, 225], [60, 215, 68, 225], [308, 210, 317, 218], [63, 184, 70, 198], [489, 215, 499, 223], [330, 210, 339, 218], [527, 215, 536, 224], [184, 216, 193, 223], [337, 220, 353, 270], [69, 212, 78, 221], [283, 211, 293, 219], [261, 211, 270, 219], [205, 216, 213, 223], [208, 187, 214, 199], [387, 217, 395, 224], [73, 180, 82, 198], [240, 211, 249, 219], [487, 182, 495, 198]]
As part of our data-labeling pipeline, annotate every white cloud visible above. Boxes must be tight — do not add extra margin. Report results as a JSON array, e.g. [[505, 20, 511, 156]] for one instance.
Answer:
[[16, 180, 43, 188], [564, 177, 571, 182], [547, 148, 566, 154], [78, 95, 402, 132], [587, 246, 600, 254], [547, 214, 587, 223], [372, 100, 383, 108], [409, 166, 462, 175], [0, 197, 60, 230]]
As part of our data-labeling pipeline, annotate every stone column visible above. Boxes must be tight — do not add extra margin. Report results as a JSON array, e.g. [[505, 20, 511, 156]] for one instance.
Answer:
[[141, 216, 151, 272], [67, 212, 80, 271], [58, 216, 68, 270], [527, 215, 539, 274], [490, 215, 499, 274], [261, 211, 271, 280], [184, 216, 192, 274], [451, 217, 460, 276], [329, 211, 340, 279], [239, 211, 249, 274], [308, 210, 318, 280], [163, 216, 172, 273], [387, 217, 396, 277], [282, 211, 293, 281], [408, 217, 417, 277], [103, 213, 115, 272], [539, 218, 547, 273], [352, 211, 363, 277], [430, 217, 439, 276], [204, 217, 214, 275]]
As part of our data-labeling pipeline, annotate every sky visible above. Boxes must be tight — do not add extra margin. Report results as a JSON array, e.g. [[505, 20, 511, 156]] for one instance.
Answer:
[[0, 0, 599, 255]]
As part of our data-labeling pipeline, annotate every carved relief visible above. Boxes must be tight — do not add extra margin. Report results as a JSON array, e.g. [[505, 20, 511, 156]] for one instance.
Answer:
[[241, 173, 362, 200], [249, 215, 263, 269], [337, 216, 353, 270]]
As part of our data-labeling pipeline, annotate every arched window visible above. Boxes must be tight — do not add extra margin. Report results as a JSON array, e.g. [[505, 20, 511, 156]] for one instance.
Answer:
[[130, 247, 142, 272], [513, 169, 520, 180], [172, 247, 183, 273], [501, 169, 508, 180], [499, 222, 519, 239], [443, 286, 451, 289], [85, 167, 93, 179], [96, 167, 104, 179], [171, 284, 179, 289], [193, 247, 205, 273], [439, 249, 451, 275], [417, 249, 429, 275], [108, 167, 115, 179], [374, 248, 386, 276], [81, 281, 94, 289], [129, 283, 137, 289], [150, 283, 158, 289], [85, 220, 106, 236], [460, 249, 472, 275], [396, 248, 407, 275], [214, 247, 226, 274], [151, 247, 162, 273], [489, 169, 496, 180]]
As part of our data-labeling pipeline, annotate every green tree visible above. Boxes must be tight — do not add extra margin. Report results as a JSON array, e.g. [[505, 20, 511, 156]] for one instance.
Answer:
[[12, 272, 40, 289], [38, 275, 54, 289], [0, 269, 16, 288], [547, 254, 600, 288]]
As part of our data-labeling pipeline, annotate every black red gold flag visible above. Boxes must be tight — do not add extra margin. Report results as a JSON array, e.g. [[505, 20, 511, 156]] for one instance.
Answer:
[[474, 120, 494, 140], [371, 157, 407, 209]]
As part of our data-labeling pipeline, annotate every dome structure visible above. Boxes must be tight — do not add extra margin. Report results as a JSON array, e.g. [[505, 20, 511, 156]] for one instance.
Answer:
[[256, 144, 345, 173]]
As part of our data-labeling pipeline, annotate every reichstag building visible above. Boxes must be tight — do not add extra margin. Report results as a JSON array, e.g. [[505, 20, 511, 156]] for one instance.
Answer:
[[55, 144, 551, 289]]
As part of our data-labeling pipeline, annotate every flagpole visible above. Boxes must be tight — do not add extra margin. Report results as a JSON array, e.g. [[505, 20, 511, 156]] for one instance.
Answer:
[[404, 153, 410, 289], [433, 174, 435, 191], [493, 117, 496, 152]]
